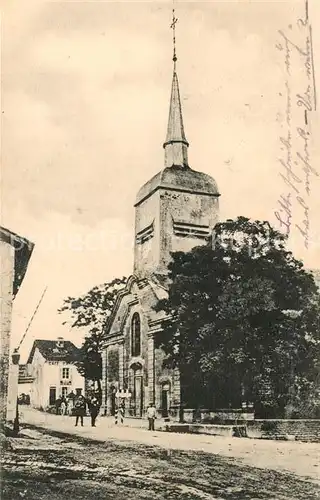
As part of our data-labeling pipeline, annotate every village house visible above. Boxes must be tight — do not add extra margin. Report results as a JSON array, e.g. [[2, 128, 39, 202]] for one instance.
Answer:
[[101, 46, 220, 420], [23, 338, 85, 410], [0, 226, 34, 425]]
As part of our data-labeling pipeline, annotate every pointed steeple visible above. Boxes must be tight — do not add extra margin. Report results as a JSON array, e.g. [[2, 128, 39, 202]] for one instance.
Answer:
[[163, 9, 189, 168]]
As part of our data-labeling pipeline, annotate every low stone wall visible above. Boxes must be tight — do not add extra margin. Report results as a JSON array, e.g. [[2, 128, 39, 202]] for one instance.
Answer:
[[183, 408, 254, 424], [162, 418, 320, 442], [247, 419, 320, 442], [162, 422, 247, 437]]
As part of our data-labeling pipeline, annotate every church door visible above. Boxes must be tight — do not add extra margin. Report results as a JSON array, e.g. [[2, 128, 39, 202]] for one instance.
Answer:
[[161, 383, 170, 418], [134, 376, 143, 417]]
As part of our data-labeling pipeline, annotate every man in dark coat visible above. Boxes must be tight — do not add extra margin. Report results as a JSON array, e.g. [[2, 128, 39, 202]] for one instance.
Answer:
[[55, 397, 62, 415], [89, 395, 100, 427], [74, 395, 86, 426]]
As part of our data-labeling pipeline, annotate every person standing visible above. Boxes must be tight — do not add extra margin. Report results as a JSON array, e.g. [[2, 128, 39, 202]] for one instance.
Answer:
[[55, 397, 62, 415], [89, 395, 100, 427], [115, 401, 125, 425], [67, 391, 75, 416], [74, 394, 86, 427], [60, 398, 67, 415], [147, 403, 156, 431], [66, 398, 73, 416]]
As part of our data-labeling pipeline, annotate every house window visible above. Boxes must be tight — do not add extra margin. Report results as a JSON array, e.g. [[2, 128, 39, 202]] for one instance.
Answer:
[[131, 313, 141, 357], [62, 367, 70, 379]]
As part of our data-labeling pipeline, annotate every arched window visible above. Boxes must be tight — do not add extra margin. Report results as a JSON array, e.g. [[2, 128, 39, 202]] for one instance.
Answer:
[[131, 313, 141, 357]]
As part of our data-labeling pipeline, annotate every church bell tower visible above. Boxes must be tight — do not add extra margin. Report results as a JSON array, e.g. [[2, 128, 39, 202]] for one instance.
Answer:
[[134, 10, 220, 279]]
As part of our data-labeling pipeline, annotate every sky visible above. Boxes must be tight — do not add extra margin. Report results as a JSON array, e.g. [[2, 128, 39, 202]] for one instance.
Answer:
[[2, 0, 320, 362]]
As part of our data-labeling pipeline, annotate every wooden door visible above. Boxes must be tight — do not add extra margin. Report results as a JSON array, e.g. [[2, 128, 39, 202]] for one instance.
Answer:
[[161, 389, 169, 417], [49, 387, 56, 406], [134, 376, 143, 417]]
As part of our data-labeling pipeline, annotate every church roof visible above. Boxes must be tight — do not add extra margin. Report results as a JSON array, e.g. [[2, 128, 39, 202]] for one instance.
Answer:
[[104, 275, 169, 339], [135, 164, 219, 206]]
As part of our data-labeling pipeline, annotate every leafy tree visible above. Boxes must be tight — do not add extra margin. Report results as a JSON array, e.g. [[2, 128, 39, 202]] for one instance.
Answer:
[[156, 217, 320, 417], [59, 277, 127, 400]]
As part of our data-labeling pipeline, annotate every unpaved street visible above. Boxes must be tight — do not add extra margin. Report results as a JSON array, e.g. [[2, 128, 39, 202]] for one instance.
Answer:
[[1, 408, 320, 499], [2, 425, 320, 500], [18, 407, 320, 481]]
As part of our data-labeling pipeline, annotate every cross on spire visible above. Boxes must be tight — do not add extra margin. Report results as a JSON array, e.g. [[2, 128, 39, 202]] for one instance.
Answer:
[[170, 9, 178, 64], [163, 6, 189, 168]]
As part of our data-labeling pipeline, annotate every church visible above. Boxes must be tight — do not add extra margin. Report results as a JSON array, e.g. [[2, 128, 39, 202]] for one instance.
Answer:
[[101, 21, 220, 419]]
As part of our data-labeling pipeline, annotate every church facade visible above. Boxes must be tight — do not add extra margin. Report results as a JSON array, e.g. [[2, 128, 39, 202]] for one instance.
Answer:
[[101, 52, 220, 419]]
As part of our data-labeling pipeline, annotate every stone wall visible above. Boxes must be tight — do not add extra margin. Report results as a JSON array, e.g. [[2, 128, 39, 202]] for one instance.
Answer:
[[247, 419, 320, 442], [159, 189, 219, 272], [134, 192, 160, 277], [0, 240, 15, 426]]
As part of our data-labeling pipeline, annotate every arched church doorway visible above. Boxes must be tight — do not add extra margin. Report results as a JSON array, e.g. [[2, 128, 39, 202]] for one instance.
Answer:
[[131, 363, 143, 417], [161, 382, 170, 418]]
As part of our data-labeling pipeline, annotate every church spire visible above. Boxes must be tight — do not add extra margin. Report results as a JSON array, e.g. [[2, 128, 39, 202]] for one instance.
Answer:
[[163, 8, 189, 169]]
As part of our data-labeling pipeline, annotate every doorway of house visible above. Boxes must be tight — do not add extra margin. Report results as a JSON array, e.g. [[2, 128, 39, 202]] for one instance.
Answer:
[[161, 383, 170, 418], [49, 387, 56, 406]]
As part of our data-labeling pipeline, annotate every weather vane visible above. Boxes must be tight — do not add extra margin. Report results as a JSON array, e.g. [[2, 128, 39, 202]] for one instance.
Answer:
[[170, 8, 178, 63]]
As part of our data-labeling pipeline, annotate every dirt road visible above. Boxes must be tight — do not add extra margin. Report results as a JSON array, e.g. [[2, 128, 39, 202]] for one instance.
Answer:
[[1, 425, 319, 500], [19, 407, 320, 482]]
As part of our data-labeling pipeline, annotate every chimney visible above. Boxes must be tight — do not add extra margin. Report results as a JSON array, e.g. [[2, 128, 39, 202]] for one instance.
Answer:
[[56, 337, 64, 348]]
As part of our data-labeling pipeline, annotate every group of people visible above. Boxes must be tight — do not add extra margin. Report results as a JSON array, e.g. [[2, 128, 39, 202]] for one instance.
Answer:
[[55, 393, 75, 416], [74, 394, 100, 427], [56, 393, 158, 430], [55, 392, 101, 427]]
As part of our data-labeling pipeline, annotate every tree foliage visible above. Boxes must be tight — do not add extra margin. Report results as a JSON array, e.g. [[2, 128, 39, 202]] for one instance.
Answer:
[[156, 217, 320, 417], [59, 277, 127, 396]]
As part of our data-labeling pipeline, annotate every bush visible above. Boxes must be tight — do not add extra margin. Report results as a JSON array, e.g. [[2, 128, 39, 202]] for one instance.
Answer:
[[260, 421, 278, 433]]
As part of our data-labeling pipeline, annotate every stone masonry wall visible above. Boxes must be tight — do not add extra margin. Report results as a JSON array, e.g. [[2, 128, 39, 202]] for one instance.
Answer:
[[247, 419, 320, 442], [0, 240, 15, 425], [159, 190, 219, 272]]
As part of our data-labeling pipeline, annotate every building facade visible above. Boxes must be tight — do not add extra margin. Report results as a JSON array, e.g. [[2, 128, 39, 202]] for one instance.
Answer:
[[24, 338, 85, 409], [101, 53, 219, 418], [0, 227, 34, 425]]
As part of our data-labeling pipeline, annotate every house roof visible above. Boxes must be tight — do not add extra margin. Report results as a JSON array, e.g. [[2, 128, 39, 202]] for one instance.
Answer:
[[27, 339, 80, 364], [0, 226, 34, 297]]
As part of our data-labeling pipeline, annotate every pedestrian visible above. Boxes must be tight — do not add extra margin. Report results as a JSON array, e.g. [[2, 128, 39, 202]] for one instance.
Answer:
[[66, 398, 73, 416], [74, 394, 86, 427], [89, 395, 100, 427], [55, 397, 62, 415], [147, 403, 156, 431], [60, 398, 67, 415], [68, 390, 76, 404], [115, 401, 125, 425]]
